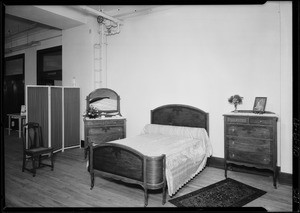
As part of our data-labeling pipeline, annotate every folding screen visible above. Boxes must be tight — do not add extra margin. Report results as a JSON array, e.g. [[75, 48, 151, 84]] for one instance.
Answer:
[[26, 86, 80, 152]]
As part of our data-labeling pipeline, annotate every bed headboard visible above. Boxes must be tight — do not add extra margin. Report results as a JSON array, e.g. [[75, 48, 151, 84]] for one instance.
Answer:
[[151, 104, 209, 134]]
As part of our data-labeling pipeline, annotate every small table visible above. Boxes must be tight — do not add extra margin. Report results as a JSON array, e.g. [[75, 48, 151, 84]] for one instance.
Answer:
[[7, 113, 26, 138]]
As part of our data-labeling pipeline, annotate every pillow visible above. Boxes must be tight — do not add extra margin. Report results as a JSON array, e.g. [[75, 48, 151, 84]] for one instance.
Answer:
[[142, 124, 208, 140]]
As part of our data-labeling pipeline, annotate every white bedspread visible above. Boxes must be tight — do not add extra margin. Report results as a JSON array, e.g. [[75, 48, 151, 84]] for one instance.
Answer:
[[108, 124, 212, 196]]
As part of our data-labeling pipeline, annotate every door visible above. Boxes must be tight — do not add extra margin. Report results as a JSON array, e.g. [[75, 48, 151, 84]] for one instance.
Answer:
[[3, 54, 25, 129]]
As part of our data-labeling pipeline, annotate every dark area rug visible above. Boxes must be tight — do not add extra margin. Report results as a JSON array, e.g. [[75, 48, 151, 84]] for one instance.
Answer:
[[169, 178, 266, 207]]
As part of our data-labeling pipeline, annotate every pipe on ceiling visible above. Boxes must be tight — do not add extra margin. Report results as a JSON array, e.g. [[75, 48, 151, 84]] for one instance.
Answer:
[[79, 6, 122, 25]]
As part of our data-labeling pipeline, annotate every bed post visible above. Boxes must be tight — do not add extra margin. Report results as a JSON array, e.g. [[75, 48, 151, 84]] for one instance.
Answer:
[[143, 157, 148, 207], [90, 143, 95, 190], [162, 155, 166, 205]]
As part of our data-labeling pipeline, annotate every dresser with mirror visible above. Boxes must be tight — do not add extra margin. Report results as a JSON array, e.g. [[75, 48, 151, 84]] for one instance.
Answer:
[[83, 88, 126, 158]]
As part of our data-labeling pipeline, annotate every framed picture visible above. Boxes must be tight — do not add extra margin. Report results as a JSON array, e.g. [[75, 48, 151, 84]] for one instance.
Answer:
[[253, 97, 267, 113]]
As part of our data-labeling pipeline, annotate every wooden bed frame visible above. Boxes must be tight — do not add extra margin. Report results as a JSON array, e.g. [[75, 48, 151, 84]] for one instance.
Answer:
[[89, 104, 209, 206]]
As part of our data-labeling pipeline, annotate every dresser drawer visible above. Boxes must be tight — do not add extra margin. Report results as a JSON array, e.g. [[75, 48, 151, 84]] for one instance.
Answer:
[[226, 117, 249, 124], [227, 137, 272, 165], [249, 117, 273, 125], [87, 131, 124, 144], [226, 124, 273, 139], [227, 149, 272, 165], [85, 119, 125, 126], [84, 118, 126, 148], [88, 126, 124, 135], [227, 137, 271, 154]]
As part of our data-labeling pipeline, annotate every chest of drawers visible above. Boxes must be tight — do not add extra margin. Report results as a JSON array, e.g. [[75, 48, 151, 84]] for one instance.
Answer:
[[223, 113, 278, 188], [84, 118, 126, 157]]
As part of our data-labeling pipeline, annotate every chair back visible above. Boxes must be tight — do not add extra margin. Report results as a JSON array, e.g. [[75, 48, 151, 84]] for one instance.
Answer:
[[22, 122, 44, 150]]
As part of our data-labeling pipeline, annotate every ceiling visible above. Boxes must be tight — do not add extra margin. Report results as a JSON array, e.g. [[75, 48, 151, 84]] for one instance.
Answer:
[[5, 5, 162, 41], [89, 5, 161, 17], [5, 13, 58, 39]]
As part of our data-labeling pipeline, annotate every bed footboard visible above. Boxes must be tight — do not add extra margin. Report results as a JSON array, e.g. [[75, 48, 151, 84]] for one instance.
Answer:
[[89, 143, 166, 207]]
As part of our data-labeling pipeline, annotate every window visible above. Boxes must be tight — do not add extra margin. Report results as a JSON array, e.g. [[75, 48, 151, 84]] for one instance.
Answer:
[[37, 46, 62, 85]]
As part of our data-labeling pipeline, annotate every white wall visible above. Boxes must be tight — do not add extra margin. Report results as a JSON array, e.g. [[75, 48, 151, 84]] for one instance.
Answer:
[[106, 3, 292, 173], [62, 16, 100, 138]]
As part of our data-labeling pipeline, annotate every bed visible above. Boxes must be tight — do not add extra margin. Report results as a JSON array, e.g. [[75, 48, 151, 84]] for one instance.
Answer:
[[88, 104, 212, 206]]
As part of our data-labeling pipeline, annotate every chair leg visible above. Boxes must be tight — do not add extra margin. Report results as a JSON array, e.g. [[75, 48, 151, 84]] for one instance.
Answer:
[[51, 151, 54, 171], [38, 155, 41, 168], [22, 154, 26, 172], [90, 172, 94, 190], [84, 147, 88, 159], [32, 157, 36, 177], [162, 182, 166, 205]]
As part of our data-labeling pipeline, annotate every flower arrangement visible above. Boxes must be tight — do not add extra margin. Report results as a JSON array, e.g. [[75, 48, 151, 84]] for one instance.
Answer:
[[228, 94, 243, 112], [84, 106, 100, 118]]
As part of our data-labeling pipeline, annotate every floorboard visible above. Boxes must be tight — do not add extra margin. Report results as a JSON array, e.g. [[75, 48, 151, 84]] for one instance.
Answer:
[[4, 130, 292, 211]]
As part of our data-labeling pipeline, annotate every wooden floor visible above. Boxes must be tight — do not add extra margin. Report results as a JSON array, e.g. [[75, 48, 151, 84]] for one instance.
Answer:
[[4, 130, 292, 211]]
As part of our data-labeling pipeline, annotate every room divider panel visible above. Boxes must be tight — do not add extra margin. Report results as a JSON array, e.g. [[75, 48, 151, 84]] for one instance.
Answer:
[[26, 86, 80, 152], [64, 87, 80, 148], [51, 87, 63, 151], [27, 86, 49, 147]]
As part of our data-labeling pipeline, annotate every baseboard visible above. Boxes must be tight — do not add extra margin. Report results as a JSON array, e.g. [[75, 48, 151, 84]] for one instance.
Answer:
[[278, 171, 293, 186], [208, 156, 292, 186], [208, 156, 224, 169]]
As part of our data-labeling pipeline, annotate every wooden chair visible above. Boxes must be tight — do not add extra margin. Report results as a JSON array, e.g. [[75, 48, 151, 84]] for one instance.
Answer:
[[22, 122, 54, 177]]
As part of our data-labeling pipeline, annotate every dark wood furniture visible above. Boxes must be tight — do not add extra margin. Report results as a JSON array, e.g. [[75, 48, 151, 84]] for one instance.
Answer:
[[223, 112, 278, 188], [22, 122, 54, 177], [89, 104, 209, 206], [84, 118, 126, 158], [84, 88, 124, 158]]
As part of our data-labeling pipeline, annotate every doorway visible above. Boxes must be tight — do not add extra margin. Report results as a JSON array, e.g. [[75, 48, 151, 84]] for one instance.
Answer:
[[3, 54, 25, 129], [37, 46, 62, 86]]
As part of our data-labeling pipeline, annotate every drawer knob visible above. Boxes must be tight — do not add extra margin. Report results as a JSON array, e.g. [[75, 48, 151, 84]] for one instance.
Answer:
[[231, 128, 235, 132], [232, 141, 235, 145], [232, 153, 235, 157]]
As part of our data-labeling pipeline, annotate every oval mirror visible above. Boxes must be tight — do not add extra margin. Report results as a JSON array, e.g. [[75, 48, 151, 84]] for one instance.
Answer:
[[86, 88, 121, 118]]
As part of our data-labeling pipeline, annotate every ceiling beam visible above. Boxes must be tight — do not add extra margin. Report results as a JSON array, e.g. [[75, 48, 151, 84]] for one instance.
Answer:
[[5, 5, 87, 30]]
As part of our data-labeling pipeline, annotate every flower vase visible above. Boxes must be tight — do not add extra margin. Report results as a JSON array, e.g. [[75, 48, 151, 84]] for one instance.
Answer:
[[234, 104, 238, 112]]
